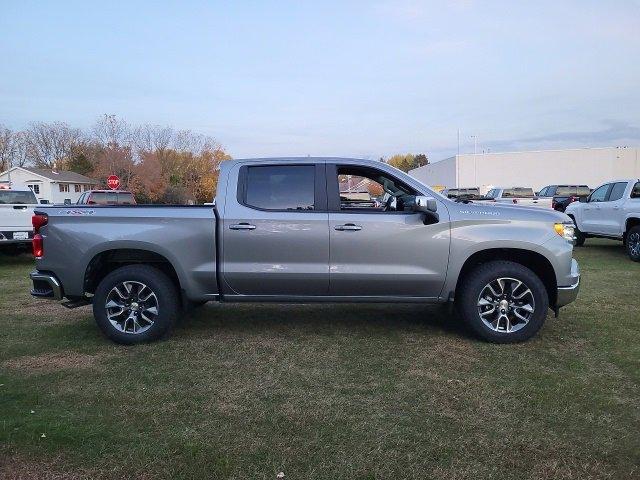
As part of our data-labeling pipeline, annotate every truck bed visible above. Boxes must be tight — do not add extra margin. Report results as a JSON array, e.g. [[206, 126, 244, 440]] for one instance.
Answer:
[[34, 205, 218, 301]]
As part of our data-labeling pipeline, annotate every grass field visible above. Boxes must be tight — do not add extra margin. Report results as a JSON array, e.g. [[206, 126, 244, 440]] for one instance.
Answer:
[[1, 239, 639, 479]]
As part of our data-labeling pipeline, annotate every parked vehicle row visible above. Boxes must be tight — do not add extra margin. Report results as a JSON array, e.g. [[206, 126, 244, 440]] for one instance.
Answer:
[[29, 157, 580, 345], [480, 187, 553, 208], [566, 179, 640, 261], [537, 184, 591, 212]]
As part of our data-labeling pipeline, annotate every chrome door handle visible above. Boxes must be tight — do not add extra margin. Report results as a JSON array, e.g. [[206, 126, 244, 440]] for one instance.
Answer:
[[334, 224, 362, 231], [229, 223, 256, 230]]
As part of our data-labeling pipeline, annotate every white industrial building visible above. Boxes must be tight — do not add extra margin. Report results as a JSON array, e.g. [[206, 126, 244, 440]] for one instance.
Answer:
[[409, 146, 640, 194], [0, 167, 99, 204]]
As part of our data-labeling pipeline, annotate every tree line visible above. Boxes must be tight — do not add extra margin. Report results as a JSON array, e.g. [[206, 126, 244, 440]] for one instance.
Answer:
[[0, 115, 231, 204], [383, 153, 429, 172]]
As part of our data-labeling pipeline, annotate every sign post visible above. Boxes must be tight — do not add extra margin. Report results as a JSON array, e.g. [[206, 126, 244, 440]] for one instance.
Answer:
[[107, 175, 120, 190]]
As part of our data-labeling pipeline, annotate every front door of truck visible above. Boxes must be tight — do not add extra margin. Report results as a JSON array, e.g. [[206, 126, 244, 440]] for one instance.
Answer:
[[598, 182, 628, 236], [221, 162, 329, 296], [326, 164, 450, 298], [582, 183, 612, 234]]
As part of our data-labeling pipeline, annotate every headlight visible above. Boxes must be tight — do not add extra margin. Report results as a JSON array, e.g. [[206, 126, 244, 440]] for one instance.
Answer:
[[554, 223, 575, 243]]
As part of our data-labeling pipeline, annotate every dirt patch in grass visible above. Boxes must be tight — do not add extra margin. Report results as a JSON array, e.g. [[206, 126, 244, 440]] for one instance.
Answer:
[[3, 351, 103, 374], [0, 453, 91, 480]]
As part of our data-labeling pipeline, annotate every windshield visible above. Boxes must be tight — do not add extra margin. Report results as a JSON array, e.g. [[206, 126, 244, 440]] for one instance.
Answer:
[[486, 189, 500, 199], [0, 190, 38, 204]]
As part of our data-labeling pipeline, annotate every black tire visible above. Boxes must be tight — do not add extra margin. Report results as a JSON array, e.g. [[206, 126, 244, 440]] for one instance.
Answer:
[[457, 261, 549, 343], [93, 265, 179, 344], [626, 226, 640, 262]]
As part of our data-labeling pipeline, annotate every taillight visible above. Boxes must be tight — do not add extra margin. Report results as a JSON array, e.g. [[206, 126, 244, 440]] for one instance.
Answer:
[[33, 234, 43, 258], [32, 214, 48, 233], [552, 200, 557, 208]]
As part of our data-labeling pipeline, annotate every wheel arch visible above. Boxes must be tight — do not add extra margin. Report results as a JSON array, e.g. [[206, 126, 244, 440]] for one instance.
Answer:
[[84, 248, 183, 299], [454, 248, 557, 306]]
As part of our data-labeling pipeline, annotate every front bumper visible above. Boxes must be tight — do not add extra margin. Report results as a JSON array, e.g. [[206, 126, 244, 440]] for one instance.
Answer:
[[30, 271, 63, 300], [556, 259, 580, 307]]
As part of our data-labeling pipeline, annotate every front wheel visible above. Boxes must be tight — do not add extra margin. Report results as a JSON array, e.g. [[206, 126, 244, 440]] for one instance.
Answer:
[[457, 261, 549, 343], [626, 226, 640, 262], [93, 265, 179, 344]]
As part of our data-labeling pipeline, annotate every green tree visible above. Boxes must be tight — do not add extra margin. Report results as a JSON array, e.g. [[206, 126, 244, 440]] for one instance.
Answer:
[[65, 147, 95, 175], [386, 153, 428, 172]]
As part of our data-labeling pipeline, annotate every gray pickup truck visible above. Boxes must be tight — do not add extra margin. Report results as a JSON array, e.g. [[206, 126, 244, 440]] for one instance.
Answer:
[[29, 157, 580, 344]]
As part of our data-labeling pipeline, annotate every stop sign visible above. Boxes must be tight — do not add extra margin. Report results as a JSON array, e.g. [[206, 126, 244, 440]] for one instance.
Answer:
[[107, 175, 120, 190]]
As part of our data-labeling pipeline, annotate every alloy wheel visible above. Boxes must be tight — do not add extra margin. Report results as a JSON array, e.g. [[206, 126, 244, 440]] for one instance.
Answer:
[[477, 277, 535, 333], [105, 281, 159, 334]]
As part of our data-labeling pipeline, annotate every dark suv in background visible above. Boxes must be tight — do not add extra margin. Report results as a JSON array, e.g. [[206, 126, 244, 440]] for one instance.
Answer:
[[76, 190, 136, 205], [537, 185, 591, 212]]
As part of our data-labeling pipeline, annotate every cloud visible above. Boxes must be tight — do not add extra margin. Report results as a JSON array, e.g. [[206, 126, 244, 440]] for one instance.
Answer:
[[514, 121, 640, 145]]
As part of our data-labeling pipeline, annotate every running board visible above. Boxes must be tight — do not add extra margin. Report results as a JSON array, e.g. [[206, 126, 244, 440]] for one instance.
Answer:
[[61, 298, 91, 309]]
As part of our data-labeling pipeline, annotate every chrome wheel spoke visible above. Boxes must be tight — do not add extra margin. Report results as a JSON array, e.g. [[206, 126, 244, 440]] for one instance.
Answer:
[[105, 281, 158, 335], [478, 277, 535, 334]]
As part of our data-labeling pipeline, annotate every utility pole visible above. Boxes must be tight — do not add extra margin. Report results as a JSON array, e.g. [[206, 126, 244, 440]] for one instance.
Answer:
[[457, 129, 460, 156]]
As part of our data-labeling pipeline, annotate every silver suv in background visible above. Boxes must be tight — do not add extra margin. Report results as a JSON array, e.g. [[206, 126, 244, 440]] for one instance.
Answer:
[[566, 179, 640, 261]]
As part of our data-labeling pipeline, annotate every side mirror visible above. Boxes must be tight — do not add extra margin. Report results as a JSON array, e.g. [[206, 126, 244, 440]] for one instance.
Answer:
[[579, 196, 588, 203], [413, 195, 438, 213]]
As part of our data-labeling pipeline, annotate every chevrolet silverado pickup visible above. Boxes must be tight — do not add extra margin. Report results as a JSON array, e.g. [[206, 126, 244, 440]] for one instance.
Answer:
[[29, 158, 580, 344], [566, 179, 640, 261]]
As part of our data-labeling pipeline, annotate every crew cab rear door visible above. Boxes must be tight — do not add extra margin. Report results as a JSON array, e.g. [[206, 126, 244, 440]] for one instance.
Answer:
[[221, 162, 329, 297], [326, 163, 450, 299]]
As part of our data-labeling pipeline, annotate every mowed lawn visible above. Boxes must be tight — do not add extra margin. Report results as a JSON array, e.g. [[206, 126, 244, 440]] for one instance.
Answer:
[[1, 240, 638, 479]]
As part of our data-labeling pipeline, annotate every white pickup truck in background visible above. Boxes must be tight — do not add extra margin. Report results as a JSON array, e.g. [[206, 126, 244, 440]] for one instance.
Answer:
[[566, 179, 640, 261], [480, 187, 553, 208], [0, 186, 38, 252]]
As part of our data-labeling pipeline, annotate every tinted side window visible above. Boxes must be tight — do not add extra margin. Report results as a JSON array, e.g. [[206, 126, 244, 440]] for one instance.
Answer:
[[90, 192, 107, 204], [631, 182, 640, 199], [118, 192, 135, 204], [556, 186, 575, 196], [608, 182, 628, 202], [538, 187, 549, 196], [244, 165, 315, 211], [589, 184, 610, 203]]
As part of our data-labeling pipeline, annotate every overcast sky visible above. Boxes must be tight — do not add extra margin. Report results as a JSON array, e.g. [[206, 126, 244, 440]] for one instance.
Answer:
[[1, 0, 639, 161]]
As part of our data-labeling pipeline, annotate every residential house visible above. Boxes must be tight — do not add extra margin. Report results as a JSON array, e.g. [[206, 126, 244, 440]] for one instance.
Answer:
[[0, 167, 100, 204]]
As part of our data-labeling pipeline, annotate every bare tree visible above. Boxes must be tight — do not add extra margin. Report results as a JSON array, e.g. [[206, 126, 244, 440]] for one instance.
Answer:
[[25, 122, 82, 169], [134, 124, 174, 154], [0, 125, 15, 171], [92, 114, 131, 149]]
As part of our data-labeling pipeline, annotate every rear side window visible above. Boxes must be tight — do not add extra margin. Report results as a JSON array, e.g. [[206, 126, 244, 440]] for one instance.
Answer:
[[0, 191, 38, 204], [89, 192, 107, 204], [556, 186, 575, 196], [631, 182, 640, 199], [118, 192, 135, 204], [608, 182, 628, 202], [243, 165, 315, 211], [503, 188, 534, 198]]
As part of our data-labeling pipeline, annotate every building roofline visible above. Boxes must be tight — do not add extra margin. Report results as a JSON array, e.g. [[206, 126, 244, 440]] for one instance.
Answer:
[[453, 145, 638, 159]]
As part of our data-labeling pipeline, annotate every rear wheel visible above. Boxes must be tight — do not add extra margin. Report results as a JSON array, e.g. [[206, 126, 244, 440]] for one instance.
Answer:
[[457, 261, 549, 343], [93, 265, 179, 344], [626, 226, 640, 262]]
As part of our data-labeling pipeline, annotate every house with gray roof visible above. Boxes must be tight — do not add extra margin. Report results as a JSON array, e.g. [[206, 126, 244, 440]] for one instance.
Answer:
[[0, 166, 100, 204]]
